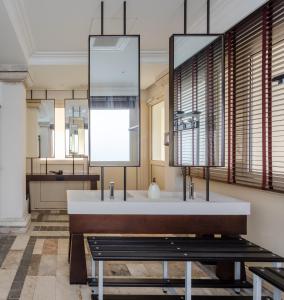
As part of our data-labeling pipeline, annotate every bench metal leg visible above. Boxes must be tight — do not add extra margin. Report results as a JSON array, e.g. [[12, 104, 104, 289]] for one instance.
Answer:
[[91, 259, 97, 295], [273, 263, 282, 300], [163, 261, 168, 279], [98, 261, 104, 300], [92, 259, 96, 278], [185, 261, 192, 300], [273, 288, 282, 300], [234, 261, 241, 294], [253, 274, 262, 300], [273, 262, 282, 268], [162, 261, 169, 294]]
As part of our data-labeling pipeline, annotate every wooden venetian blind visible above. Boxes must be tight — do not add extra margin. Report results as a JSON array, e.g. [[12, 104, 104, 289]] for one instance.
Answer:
[[228, 0, 284, 191], [232, 4, 264, 188], [191, 0, 284, 193], [271, 0, 284, 191]]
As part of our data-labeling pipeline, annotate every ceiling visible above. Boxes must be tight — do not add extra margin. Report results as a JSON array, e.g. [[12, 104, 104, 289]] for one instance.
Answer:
[[0, 0, 268, 90]]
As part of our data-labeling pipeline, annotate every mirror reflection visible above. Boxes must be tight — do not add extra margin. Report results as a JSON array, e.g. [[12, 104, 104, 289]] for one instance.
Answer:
[[170, 34, 225, 167], [26, 99, 55, 158], [65, 99, 89, 157], [89, 35, 140, 166]]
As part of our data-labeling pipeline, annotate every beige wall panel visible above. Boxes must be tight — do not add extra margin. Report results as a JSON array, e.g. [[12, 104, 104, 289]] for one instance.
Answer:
[[137, 92, 149, 190], [97, 167, 138, 190], [30, 181, 90, 210], [188, 177, 284, 257]]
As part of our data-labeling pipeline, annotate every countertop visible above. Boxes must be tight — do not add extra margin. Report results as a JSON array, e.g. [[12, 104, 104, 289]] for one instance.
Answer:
[[67, 190, 250, 216]]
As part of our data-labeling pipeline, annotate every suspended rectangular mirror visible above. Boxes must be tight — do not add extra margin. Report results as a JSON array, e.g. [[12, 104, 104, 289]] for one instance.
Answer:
[[26, 99, 55, 158], [89, 35, 140, 167], [65, 99, 89, 158], [169, 34, 225, 167]]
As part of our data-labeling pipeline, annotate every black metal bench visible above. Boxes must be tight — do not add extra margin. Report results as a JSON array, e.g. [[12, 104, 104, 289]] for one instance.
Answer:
[[249, 267, 284, 300], [87, 236, 283, 300]]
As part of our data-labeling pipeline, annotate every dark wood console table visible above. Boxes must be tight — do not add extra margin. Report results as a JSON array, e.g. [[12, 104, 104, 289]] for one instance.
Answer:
[[26, 174, 100, 212]]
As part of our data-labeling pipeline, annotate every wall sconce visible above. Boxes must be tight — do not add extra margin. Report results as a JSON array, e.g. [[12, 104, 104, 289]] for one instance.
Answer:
[[164, 132, 170, 146]]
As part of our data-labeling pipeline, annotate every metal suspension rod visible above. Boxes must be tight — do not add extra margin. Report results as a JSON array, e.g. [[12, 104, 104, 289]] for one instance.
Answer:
[[183, 167, 187, 201], [123, 1, 127, 35], [206, 0, 211, 202], [101, 166, 104, 201], [72, 154, 75, 175], [184, 0, 187, 34], [207, 0, 210, 34], [123, 167, 127, 201], [101, 1, 104, 35], [205, 167, 210, 201]]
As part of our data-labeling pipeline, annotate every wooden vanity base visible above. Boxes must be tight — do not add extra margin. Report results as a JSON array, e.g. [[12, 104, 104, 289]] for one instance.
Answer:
[[69, 214, 247, 284]]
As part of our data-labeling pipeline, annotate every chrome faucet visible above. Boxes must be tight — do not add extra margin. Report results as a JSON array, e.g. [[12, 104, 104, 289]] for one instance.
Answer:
[[189, 177, 195, 200], [109, 181, 115, 199]]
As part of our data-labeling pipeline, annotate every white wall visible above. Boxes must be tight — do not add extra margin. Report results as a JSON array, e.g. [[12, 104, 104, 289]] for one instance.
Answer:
[[0, 82, 29, 227]]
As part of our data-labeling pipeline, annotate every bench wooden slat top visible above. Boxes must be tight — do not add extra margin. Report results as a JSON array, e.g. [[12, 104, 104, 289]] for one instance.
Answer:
[[88, 236, 250, 244], [88, 277, 253, 289], [91, 296, 272, 300], [250, 267, 284, 291], [87, 237, 284, 262]]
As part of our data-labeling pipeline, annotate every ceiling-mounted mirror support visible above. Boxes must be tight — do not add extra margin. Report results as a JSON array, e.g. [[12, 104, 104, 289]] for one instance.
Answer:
[[207, 0, 210, 34], [184, 0, 187, 34], [124, 1, 127, 35], [101, 1, 104, 35]]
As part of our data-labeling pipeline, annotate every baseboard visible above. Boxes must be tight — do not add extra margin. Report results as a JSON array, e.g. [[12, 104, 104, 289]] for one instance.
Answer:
[[0, 214, 31, 233]]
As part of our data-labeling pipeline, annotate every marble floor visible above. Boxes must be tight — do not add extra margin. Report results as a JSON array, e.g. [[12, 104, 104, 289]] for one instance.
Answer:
[[0, 210, 273, 300]]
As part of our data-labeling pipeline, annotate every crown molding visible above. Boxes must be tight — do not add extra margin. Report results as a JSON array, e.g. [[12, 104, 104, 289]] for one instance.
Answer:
[[0, 71, 28, 82], [29, 50, 168, 66], [29, 51, 87, 65], [142, 51, 168, 64], [2, 0, 35, 61], [0, 64, 28, 82]]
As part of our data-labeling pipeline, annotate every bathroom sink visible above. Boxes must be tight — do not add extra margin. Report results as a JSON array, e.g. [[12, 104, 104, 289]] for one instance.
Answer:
[[67, 190, 250, 216]]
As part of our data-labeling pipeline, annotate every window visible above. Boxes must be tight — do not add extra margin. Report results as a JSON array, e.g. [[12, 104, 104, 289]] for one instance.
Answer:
[[151, 101, 165, 161], [90, 109, 130, 162], [192, 0, 284, 193]]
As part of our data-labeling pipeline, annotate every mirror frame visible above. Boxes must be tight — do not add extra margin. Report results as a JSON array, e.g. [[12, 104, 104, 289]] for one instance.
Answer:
[[88, 34, 141, 167], [169, 33, 225, 167], [26, 98, 55, 159]]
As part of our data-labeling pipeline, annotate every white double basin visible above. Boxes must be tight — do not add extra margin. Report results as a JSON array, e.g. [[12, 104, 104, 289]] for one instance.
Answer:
[[67, 190, 250, 216]]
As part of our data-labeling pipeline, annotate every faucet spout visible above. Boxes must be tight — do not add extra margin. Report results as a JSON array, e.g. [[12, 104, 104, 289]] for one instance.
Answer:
[[109, 181, 115, 199], [189, 177, 195, 200]]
